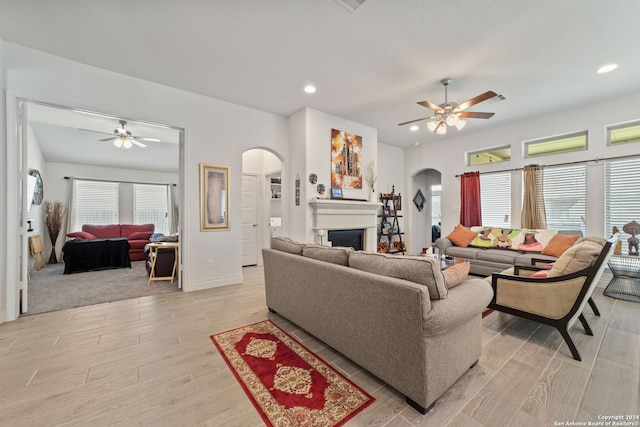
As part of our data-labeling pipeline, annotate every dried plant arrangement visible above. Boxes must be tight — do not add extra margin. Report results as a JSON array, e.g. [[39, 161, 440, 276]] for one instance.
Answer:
[[44, 200, 65, 263]]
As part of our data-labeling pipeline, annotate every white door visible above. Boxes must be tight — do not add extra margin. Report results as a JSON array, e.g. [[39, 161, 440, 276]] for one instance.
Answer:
[[242, 174, 258, 266], [19, 101, 30, 313]]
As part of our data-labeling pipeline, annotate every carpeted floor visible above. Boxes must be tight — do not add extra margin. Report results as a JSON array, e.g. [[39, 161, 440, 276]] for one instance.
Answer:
[[25, 261, 180, 315]]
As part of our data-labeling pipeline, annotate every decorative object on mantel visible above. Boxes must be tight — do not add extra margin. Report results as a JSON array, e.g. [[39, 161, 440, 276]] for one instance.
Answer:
[[316, 183, 326, 195], [413, 189, 426, 212], [330, 128, 362, 189], [364, 161, 377, 202], [295, 174, 300, 206], [308, 173, 317, 184], [623, 220, 640, 255], [44, 200, 65, 264]]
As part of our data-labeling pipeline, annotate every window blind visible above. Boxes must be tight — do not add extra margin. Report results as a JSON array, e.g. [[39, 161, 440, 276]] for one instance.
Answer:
[[134, 184, 169, 235], [606, 157, 640, 254], [543, 165, 586, 235], [73, 180, 119, 231], [480, 172, 511, 227]]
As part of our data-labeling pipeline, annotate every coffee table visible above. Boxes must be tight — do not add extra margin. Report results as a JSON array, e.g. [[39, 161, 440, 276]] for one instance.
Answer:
[[604, 255, 640, 302]]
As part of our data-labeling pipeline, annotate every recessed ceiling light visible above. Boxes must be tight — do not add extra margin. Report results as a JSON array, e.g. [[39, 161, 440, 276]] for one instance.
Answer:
[[410, 125, 419, 131], [304, 85, 316, 94], [597, 64, 618, 74], [413, 142, 420, 146]]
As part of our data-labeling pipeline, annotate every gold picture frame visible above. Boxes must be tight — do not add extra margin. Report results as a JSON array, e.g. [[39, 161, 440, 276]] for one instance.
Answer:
[[200, 163, 230, 231]]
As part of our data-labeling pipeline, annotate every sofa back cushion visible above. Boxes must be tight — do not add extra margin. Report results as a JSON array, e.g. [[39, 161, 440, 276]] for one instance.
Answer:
[[302, 245, 353, 266], [349, 251, 448, 300], [547, 237, 606, 277], [271, 237, 305, 255], [121, 224, 154, 239], [82, 224, 120, 239]]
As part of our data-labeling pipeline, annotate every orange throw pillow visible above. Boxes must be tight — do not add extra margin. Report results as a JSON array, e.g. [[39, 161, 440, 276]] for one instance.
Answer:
[[442, 261, 471, 289], [446, 224, 477, 247], [541, 234, 579, 257]]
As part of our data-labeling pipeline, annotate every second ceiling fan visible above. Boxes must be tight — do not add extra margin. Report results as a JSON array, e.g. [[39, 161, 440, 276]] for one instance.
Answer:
[[399, 78, 498, 135], [81, 120, 160, 150]]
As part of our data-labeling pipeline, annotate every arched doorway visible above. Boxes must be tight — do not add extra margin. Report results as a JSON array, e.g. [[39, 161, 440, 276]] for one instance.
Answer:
[[242, 148, 284, 266], [410, 168, 442, 254]]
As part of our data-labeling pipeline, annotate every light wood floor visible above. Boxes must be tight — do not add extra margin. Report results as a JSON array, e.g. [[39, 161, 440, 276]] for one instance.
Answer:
[[1, 267, 638, 426]]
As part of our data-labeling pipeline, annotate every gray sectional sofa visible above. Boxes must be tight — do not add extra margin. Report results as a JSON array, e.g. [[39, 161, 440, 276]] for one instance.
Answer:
[[435, 230, 583, 276], [262, 237, 494, 414]]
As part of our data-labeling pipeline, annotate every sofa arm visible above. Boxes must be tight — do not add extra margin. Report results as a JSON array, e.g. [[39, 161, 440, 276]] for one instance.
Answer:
[[434, 237, 453, 255], [423, 278, 493, 336]]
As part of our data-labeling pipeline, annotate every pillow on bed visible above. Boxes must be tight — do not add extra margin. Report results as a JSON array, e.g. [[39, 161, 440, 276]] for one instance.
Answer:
[[66, 231, 96, 240]]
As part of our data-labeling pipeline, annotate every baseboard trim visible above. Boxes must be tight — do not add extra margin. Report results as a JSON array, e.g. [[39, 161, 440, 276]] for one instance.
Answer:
[[183, 274, 243, 292]]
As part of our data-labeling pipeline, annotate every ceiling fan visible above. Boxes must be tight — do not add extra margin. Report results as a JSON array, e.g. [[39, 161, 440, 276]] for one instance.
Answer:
[[80, 120, 160, 150], [399, 78, 498, 135]]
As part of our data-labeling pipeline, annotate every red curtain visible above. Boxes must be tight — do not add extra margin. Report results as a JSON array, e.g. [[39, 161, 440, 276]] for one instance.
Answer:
[[460, 172, 482, 227]]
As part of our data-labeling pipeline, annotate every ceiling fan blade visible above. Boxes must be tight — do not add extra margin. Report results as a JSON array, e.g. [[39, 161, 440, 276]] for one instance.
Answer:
[[398, 116, 436, 126], [417, 100, 443, 113], [134, 136, 161, 143], [79, 128, 115, 136], [98, 137, 117, 142], [130, 138, 147, 148], [454, 91, 498, 112], [458, 111, 495, 119]]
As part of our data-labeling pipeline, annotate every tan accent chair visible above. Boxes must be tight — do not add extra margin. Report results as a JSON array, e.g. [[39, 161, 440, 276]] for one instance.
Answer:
[[488, 235, 617, 361]]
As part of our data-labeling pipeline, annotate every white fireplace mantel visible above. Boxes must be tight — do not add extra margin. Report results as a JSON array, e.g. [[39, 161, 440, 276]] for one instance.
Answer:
[[309, 198, 381, 251]]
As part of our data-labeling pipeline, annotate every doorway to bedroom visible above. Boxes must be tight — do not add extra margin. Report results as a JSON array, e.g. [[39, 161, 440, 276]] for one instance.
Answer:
[[21, 100, 184, 315]]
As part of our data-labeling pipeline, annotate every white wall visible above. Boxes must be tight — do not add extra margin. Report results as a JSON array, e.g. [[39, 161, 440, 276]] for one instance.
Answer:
[[0, 39, 6, 323], [377, 142, 406, 246], [26, 124, 46, 263], [2, 42, 290, 319], [404, 90, 640, 239], [289, 108, 378, 244]]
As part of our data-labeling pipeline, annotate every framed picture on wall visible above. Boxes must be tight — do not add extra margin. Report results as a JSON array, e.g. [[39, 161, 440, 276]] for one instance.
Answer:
[[200, 163, 230, 231]]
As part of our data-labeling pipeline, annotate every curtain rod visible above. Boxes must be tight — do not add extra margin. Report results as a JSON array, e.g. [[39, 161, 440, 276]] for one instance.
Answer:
[[64, 176, 177, 186], [455, 153, 640, 177]]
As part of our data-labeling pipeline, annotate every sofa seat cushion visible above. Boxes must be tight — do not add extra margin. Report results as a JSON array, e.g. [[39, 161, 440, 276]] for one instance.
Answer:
[[349, 251, 448, 300], [445, 246, 480, 259], [476, 249, 519, 264], [302, 245, 353, 266], [128, 239, 150, 250], [514, 253, 557, 266], [82, 224, 120, 239], [271, 237, 305, 255]]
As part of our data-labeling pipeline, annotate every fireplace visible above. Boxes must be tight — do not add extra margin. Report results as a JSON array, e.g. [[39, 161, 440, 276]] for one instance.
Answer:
[[309, 199, 381, 252], [328, 229, 365, 251]]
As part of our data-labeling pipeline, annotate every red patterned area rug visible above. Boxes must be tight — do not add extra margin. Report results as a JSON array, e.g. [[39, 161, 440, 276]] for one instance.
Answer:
[[211, 320, 375, 426]]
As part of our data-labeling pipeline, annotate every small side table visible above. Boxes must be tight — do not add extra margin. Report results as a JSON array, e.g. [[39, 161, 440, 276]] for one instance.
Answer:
[[147, 242, 179, 285], [604, 255, 640, 302]]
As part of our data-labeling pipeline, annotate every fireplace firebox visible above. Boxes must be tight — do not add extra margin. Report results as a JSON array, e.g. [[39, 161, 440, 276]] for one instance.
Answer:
[[328, 229, 365, 251]]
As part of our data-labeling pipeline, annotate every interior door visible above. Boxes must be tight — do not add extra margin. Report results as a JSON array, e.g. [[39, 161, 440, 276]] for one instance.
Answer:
[[242, 174, 258, 266]]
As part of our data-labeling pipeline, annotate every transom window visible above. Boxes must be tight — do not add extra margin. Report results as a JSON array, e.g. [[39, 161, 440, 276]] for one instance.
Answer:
[[524, 131, 587, 158], [467, 145, 511, 166], [607, 120, 640, 146]]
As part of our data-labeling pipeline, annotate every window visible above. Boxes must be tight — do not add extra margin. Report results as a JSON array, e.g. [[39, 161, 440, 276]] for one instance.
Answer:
[[431, 185, 441, 227], [542, 165, 586, 235], [73, 180, 119, 231], [524, 131, 587, 158], [467, 145, 511, 166], [480, 172, 511, 227], [606, 157, 640, 254], [134, 184, 169, 234], [607, 120, 640, 146]]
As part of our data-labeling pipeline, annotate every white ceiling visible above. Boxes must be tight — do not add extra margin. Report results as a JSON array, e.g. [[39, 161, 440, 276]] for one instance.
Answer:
[[1, 0, 640, 162]]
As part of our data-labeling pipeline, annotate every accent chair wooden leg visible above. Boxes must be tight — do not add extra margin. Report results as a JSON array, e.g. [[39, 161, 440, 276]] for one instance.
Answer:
[[588, 297, 600, 316], [578, 314, 593, 336], [558, 326, 582, 361]]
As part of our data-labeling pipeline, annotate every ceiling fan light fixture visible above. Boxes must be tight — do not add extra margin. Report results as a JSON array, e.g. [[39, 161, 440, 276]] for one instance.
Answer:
[[426, 121, 438, 132], [455, 119, 467, 130], [445, 114, 459, 127], [123, 139, 132, 149], [113, 138, 123, 148], [435, 123, 447, 135]]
